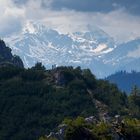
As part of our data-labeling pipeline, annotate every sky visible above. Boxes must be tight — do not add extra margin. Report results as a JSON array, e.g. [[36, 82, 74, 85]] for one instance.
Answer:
[[0, 0, 140, 43]]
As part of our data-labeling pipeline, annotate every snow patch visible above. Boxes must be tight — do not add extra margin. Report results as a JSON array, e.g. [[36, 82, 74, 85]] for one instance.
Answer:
[[23, 22, 37, 34], [93, 44, 108, 53]]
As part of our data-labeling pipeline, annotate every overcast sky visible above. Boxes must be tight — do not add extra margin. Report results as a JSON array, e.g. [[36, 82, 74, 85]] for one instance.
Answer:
[[0, 0, 140, 43]]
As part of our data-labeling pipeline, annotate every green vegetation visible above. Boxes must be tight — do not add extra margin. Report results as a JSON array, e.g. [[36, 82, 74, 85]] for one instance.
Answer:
[[0, 39, 24, 68], [40, 117, 140, 140], [0, 64, 139, 140], [63, 117, 96, 140]]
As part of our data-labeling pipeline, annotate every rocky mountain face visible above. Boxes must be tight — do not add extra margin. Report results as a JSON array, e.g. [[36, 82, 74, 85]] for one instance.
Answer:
[[4, 22, 140, 77], [102, 39, 140, 72], [0, 40, 24, 68]]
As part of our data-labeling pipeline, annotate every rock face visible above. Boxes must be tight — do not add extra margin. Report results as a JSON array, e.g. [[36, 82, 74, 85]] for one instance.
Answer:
[[5, 22, 115, 77], [5, 22, 140, 78], [0, 40, 24, 68]]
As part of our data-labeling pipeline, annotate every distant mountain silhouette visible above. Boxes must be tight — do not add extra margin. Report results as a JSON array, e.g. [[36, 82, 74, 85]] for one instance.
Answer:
[[106, 71, 140, 93], [0, 40, 24, 68]]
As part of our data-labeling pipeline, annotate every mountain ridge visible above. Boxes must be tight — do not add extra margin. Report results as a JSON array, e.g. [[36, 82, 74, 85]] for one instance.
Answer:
[[0, 39, 24, 68], [0, 63, 137, 140], [106, 71, 140, 93], [4, 22, 140, 77]]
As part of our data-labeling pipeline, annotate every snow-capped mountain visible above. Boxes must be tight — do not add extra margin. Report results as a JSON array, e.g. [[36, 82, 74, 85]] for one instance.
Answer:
[[104, 38, 140, 72], [4, 22, 140, 78]]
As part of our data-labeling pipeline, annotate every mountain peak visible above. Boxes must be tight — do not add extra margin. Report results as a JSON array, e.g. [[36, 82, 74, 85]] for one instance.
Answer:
[[5, 22, 140, 77], [23, 22, 57, 35], [4, 23, 116, 77]]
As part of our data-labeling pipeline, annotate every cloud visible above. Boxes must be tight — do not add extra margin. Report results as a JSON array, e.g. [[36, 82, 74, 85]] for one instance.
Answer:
[[38, 9, 140, 43], [88, 9, 140, 42], [0, 16, 23, 36], [0, 0, 140, 43], [50, 0, 115, 12], [51, 0, 140, 16], [0, 0, 25, 37], [12, 0, 140, 15], [13, 0, 28, 5]]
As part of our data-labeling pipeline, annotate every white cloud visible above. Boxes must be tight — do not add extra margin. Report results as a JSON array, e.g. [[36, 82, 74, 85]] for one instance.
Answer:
[[0, 0, 140, 43], [94, 9, 140, 43], [0, 0, 25, 36], [40, 9, 140, 43]]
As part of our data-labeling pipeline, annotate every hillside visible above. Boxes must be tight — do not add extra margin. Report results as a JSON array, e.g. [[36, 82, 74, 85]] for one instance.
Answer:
[[39, 116, 140, 140], [0, 63, 140, 140], [106, 71, 140, 93], [0, 41, 139, 140], [0, 39, 24, 68]]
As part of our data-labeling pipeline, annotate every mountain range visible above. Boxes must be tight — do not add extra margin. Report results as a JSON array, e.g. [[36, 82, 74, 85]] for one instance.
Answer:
[[4, 22, 140, 78]]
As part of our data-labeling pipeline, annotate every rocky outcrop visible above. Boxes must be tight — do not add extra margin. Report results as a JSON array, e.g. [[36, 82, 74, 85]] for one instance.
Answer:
[[0, 40, 24, 68]]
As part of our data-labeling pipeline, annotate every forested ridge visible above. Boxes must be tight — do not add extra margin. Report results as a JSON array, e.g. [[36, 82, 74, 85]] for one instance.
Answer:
[[106, 71, 140, 93], [0, 63, 139, 140], [0, 40, 139, 140]]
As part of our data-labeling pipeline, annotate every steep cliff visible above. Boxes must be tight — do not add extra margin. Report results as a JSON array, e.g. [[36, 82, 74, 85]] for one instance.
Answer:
[[0, 40, 24, 68]]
